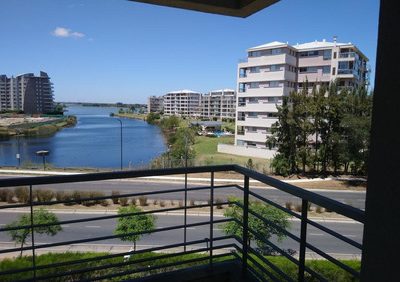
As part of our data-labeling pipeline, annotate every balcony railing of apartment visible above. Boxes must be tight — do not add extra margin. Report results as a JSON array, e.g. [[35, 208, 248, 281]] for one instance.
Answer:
[[339, 52, 356, 58], [0, 165, 364, 281]]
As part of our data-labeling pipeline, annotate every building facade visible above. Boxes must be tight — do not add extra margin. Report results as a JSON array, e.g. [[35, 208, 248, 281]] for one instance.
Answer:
[[200, 89, 236, 120], [148, 96, 164, 113], [218, 39, 369, 159], [163, 90, 201, 117], [0, 71, 54, 114]]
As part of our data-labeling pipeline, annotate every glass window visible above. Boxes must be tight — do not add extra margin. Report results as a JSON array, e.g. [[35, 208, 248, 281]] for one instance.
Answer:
[[249, 82, 259, 88], [271, 48, 282, 55], [269, 81, 280, 87], [249, 66, 260, 73], [323, 50, 332, 60], [270, 65, 281, 71], [322, 66, 331, 73]]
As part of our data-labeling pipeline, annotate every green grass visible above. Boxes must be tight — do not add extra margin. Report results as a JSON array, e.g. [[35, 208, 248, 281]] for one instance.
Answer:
[[0, 252, 361, 282], [193, 135, 271, 171]]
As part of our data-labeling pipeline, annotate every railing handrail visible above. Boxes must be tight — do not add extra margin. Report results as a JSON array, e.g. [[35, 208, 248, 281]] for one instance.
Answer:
[[0, 164, 364, 223]]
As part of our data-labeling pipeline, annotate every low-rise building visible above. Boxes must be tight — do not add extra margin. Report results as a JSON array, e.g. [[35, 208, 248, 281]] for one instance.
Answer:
[[163, 90, 201, 117], [148, 96, 163, 113]]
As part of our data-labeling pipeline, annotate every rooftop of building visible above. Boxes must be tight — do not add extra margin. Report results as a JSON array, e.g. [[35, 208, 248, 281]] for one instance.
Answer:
[[166, 89, 201, 94], [210, 89, 235, 93]]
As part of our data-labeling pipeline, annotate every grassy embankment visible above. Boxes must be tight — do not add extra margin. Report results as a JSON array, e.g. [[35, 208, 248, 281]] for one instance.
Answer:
[[0, 252, 360, 281], [0, 116, 77, 138], [114, 113, 147, 120]]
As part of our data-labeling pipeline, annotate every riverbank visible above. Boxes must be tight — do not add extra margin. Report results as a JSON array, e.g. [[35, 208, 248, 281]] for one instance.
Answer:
[[113, 113, 147, 121], [0, 115, 77, 138]]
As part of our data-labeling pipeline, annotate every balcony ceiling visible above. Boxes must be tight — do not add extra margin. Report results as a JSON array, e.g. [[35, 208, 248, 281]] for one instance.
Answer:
[[129, 0, 279, 17]]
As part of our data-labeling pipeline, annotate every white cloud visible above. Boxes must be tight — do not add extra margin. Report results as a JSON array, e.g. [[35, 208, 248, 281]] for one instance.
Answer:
[[52, 27, 85, 39]]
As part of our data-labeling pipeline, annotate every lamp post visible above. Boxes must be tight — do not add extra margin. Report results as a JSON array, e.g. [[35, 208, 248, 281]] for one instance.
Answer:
[[36, 150, 49, 171], [116, 118, 123, 170]]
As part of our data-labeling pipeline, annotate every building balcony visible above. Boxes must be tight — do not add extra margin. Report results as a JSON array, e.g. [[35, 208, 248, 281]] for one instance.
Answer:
[[0, 165, 364, 281]]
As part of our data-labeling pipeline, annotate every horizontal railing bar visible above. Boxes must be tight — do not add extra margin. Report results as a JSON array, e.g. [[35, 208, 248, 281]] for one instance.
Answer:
[[0, 236, 235, 276], [246, 225, 327, 281], [0, 201, 230, 233], [0, 165, 236, 188], [85, 253, 233, 282], [305, 242, 360, 278], [236, 185, 301, 219], [0, 184, 235, 210], [31, 244, 235, 281], [306, 218, 362, 250], [0, 218, 233, 255], [0, 203, 31, 210], [234, 166, 365, 223], [248, 245, 295, 282]]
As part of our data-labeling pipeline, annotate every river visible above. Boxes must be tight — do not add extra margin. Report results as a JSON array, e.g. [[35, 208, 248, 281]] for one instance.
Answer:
[[0, 105, 166, 169]]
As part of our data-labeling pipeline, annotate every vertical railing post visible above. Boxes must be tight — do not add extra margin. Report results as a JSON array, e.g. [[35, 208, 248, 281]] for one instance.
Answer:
[[242, 175, 249, 276], [29, 185, 37, 280], [184, 171, 188, 252], [209, 171, 214, 266], [298, 199, 308, 282]]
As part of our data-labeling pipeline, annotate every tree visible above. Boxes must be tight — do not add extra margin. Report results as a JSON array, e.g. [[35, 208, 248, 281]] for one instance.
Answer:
[[222, 198, 290, 254], [114, 205, 156, 251], [6, 208, 62, 257], [169, 127, 196, 164]]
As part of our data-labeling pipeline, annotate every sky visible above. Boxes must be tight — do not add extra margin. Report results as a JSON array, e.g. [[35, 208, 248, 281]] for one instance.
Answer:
[[0, 0, 380, 104]]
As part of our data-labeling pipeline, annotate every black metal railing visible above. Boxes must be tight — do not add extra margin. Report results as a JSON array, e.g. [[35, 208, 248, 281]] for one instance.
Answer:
[[0, 165, 365, 281]]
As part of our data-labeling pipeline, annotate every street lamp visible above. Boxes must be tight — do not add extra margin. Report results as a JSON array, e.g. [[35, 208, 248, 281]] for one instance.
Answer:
[[36, 150, 49, 171], [116, 118, 123, 170]]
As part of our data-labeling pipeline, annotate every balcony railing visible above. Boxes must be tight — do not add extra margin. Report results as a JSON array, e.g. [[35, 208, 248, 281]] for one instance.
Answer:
[[339, 52, 356, 58], [0, 165, 364, 281]]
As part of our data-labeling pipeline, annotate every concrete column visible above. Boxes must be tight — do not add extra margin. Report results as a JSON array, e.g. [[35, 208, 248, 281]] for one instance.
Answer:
[[361, 0, 400, 280]]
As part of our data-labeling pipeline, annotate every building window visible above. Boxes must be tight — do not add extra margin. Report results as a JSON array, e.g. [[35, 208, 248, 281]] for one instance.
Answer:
[[239, 83, 246, 92], [332, 67, 336, 75], [249, 66, 260, 73], [249, 82, 259, 88], [268, 81, 280, 88], [270, 65, 281, 71], [239, 68, 246, 78], [248, 112, 258, 118], [323, 50, 332, 60], [322, 66, 331, 74], [271, 48, 282, 55], [299, 67, 318, 73], [333, 52, 337, 59], [299, 50, 319, 57]]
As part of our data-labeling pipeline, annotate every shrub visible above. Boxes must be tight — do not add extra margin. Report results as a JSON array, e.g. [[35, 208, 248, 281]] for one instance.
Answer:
[[170, 200, 175, 206], [178, 200, 183, 208], [81, 192, 106, 206], [138, 196, 148, 207], [14, 187, 29, 203], [72, 190, 83, 204], [285, 201, 292, 210], [111, 191, 120, 204], [152, 199, 158, 206], [316, 205, 324, 213], [159, 200, 166, 207], [227, 196, 237, 207], [215, 198, 224, 209], [120, 197, 129, 206], [189, 199, 195, 206], [294, 204, 302, 212], [0, 189, 15, 203], [35, 190, 55, 202]]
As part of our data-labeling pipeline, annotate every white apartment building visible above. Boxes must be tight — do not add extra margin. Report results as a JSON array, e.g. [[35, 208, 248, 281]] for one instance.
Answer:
[[200, 89, 236, 120], [218, 39, 369, 159], [0, 71, 54, 114], [163, 90, 201, 117], [148, 96, 164, 113]]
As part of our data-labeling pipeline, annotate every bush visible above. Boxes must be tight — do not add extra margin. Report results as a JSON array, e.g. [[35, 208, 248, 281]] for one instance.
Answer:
[[285, 201, 292, 210], [189, 199, 195, 206], [152, 199, 158, 206], [72, 190, 83, 204], [0, 189, 14, 203], [227, 196, 237, 207], [315, 205, 324, 213], [215, 198, 224, 209], [170, 200, 175, 206], [271, 154, 290, 176], [159, 200, 166, 207], [14, 187, 29, 203], [138, 196, 148, 207], [82, 192, 106, 207], [111, 191, 120, 204], [120, 197, 129, 206], [35, 190, 55, 202]]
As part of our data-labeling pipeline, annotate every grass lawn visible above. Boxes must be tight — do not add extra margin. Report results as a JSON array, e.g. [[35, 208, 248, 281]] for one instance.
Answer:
[[194, 136, 271, 171]]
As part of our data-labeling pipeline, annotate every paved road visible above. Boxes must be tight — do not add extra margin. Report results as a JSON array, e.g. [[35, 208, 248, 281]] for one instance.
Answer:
[[0, 175, 366, 210], [0, 212, 363, 258]]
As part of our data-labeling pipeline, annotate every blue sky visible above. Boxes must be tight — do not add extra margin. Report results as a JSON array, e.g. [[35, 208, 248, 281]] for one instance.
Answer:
[[0, 0, 379, 103]]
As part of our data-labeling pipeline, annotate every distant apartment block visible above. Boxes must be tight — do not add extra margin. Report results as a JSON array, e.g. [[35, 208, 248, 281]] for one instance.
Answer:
[[148, 96, 164, 113], [200, 89, 236, 120], [218, 39, 369, 159], [0, 71, 54, 114], [163, 90, 201, 117]]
